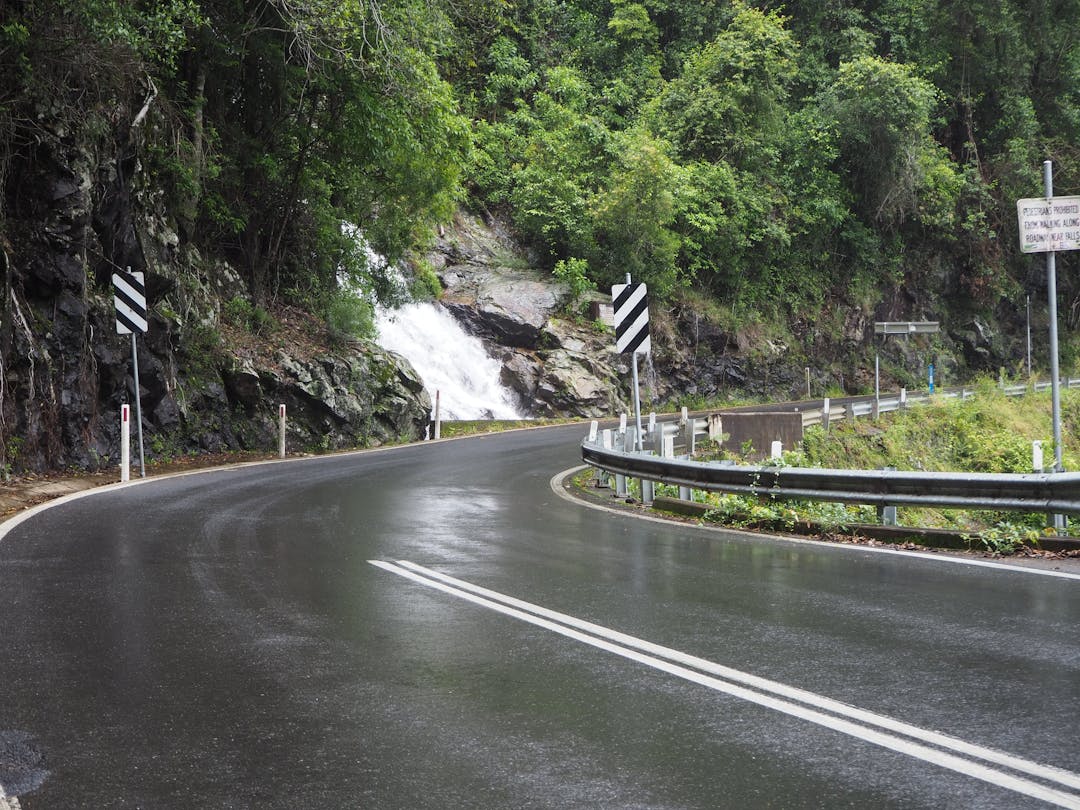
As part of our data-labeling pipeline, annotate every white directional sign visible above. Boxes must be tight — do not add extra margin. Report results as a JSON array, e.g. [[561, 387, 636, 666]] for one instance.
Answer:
[[1017, 196, 1080, 253], [112, 270, 148, 334], [612, 282, 650, 355]]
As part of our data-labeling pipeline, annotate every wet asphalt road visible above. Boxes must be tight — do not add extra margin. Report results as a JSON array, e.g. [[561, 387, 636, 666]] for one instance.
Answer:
[[1, 424, 1078, 809]]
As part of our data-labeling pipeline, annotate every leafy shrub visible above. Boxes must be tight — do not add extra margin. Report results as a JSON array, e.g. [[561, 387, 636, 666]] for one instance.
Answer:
[[326, 293, 375, 342], [553, 257, 595, 313], [223, 296, 276, 335]]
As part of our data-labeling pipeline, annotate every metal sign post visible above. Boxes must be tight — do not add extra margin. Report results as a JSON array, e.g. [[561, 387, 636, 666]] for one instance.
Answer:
[[1016, 162, 1077, 533], [113, 268, 148, 478], [613, 274, 651, 452], [873, 321, 939, 415]]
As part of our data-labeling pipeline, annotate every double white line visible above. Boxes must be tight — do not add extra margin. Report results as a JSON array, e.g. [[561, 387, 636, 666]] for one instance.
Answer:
[[370, 560, 1080, 808]]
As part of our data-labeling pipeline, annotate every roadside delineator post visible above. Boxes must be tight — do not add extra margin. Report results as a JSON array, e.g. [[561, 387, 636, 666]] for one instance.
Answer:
[[278, 404, 286, 458], [120, 404, 130, 483]]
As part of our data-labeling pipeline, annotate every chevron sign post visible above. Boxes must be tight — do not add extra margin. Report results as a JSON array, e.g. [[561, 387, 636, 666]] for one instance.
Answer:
[[112, 268, 147, 478], [613, 281, 651, 355], [112, 269, 148, 335], [612, 278, 650, 450]]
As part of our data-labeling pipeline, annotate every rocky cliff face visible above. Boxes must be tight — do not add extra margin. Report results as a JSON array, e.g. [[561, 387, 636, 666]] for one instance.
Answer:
[[0, 129, 431, 476], [430, 212, 628, 418], [424, 211, 1001, 411]]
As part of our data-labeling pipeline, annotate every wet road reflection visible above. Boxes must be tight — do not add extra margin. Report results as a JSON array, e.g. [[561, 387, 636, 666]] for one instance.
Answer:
[[0, 426, 1077, 808]]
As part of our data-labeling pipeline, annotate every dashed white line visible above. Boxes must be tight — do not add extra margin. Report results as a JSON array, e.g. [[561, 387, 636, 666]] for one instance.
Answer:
[[371, 559, 1080, 809]]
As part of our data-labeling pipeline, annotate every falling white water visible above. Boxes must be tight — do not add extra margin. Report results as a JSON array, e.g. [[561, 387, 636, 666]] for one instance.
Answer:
[[375, 302, 523, 420]]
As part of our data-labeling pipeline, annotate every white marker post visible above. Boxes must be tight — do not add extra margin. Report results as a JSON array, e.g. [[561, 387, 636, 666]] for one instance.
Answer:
[[120, 404, 130, 482], [278, 404, 286, 458], [433, 390, 442, 440]]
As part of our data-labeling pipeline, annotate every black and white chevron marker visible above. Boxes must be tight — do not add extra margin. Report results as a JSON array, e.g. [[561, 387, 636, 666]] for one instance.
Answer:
[[612, 281, 650, 355], [112, 269, 148, 335]]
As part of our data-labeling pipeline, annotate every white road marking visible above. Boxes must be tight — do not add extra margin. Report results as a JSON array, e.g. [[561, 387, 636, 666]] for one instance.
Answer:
[[371, 559, 1080, 809], [551, 466, 1080, 582]]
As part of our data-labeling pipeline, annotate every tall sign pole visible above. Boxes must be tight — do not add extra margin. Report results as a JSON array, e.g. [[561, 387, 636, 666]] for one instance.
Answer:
[[613, 274, 651, 451], [1016, 161, 1080, 533], [113, 268, 148, 478], [1016, 164, 1080, 474], [1043, 161, 1064, 476]]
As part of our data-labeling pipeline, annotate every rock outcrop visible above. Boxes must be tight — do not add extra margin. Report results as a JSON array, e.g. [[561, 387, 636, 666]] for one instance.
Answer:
[[430, 212, 628, 418], [0, 129, 431, 475]]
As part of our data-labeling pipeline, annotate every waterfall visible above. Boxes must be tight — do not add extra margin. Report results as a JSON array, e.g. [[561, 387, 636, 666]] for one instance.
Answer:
[[375, 302, 524, 420]]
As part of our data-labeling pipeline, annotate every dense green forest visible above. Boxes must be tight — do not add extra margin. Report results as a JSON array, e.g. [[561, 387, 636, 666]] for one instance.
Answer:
[[2, 0, 1078, 362]]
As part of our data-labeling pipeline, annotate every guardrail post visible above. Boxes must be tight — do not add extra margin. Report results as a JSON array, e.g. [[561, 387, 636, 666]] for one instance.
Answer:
[[592, 427, 612, 487], [614, 427, 631, 497], [688, 417, 697, 456], [878, 466, 898, 525]]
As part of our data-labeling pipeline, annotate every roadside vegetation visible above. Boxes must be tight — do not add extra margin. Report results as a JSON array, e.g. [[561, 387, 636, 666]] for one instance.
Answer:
[[609, 384, 1080, 552]]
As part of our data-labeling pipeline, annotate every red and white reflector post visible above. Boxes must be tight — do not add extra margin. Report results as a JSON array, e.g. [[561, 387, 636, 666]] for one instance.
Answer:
[[278, 404, 287, 458], [120, 404, 131, 482]]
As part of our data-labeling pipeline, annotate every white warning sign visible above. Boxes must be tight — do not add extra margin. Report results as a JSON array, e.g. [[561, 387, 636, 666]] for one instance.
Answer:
[[1017, 196, 1080, 253]]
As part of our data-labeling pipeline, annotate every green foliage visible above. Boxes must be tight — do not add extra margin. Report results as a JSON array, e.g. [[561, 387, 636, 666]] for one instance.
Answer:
[[223, 296, 275, 336], [802, 385, 1080, 476], [590, 127, 681, 295], [3, 0, 1078, 396], [326, 292, 376, 343], [816, 56, 947, 229], [702, 492, 874, 534], [651, 5, 798, 168], [967, 521, 1042, 555], [553, 257, 595, 312]]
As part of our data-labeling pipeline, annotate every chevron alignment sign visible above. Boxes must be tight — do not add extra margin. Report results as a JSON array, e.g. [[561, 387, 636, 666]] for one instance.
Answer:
[[112, 270, 148, 335], [612, 281, 650, 355]]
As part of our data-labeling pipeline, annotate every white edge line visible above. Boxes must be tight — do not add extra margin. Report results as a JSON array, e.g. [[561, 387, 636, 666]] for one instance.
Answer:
[[370, 560, 1080, 809], [551, 466, 1080, 582], [395, 560, 1080, 793]]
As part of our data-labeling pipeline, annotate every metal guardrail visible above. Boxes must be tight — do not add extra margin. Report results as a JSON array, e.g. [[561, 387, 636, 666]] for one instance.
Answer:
[[582, 380, 1080, 516], [799, 378, 1080, 428], [581, 440, 1080, 515]]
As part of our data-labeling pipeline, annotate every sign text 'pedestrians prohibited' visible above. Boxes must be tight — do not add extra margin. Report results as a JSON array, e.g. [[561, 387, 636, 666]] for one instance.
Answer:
[[1017, 196, 1080, 253], [612, 282, 650, 355], [112, 270, 148, 334]]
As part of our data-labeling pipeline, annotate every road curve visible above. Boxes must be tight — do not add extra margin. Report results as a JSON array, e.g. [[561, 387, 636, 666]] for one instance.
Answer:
[[0, 424, 1078, 808]]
